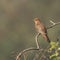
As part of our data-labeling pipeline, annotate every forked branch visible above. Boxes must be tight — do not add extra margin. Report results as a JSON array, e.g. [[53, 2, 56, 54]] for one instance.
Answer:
[[16, 20, 60, 60], [16, 47, 40, 60]]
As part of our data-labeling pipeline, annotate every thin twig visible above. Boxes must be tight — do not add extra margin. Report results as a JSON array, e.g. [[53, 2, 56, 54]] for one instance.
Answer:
[[47, 21, 60, 29], [39, 45, 50, 60], [50, 20, 56, 25], [33, 45, 50, 60], [23, 54, 27, 60]]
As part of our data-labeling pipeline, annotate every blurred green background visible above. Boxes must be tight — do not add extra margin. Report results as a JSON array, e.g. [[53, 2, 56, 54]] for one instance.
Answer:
[[0, 0, 60, 60]]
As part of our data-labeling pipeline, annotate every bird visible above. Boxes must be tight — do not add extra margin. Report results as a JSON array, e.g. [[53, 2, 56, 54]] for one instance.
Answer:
[[34, 18, 50, 43]]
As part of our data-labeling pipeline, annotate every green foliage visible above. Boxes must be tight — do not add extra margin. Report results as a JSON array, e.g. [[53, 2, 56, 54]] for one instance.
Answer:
[[48, 41, 60, 60]]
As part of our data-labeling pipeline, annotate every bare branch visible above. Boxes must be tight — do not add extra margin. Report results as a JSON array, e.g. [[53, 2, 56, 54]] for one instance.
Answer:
[[16, 47, 41, 60], [39, 45, 50, 60], [50, 20, 56, 25], [47, 21, 60, 29], [35, 33, 41, 49]]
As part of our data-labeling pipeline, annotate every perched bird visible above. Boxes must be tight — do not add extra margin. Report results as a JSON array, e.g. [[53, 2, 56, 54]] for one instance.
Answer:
[[34, 18, 50, 43]]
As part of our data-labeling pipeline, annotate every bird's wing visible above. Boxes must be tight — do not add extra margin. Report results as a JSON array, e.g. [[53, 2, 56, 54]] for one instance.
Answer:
[[39, 23, 47, 34]]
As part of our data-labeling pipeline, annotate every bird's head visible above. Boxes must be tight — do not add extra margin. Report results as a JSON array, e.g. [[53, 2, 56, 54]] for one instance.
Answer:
[[33, 18, 41, 24]]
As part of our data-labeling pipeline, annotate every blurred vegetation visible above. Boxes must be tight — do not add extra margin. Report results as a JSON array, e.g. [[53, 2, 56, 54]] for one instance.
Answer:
[[0, 0, 60, 60]]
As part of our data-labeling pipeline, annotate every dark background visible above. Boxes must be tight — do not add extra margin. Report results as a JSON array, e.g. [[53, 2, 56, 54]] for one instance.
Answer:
[[0, 0, 60, 60]]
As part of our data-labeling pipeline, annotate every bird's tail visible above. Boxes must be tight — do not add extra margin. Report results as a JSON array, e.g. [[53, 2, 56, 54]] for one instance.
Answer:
[[42, 34, 50, 43]]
